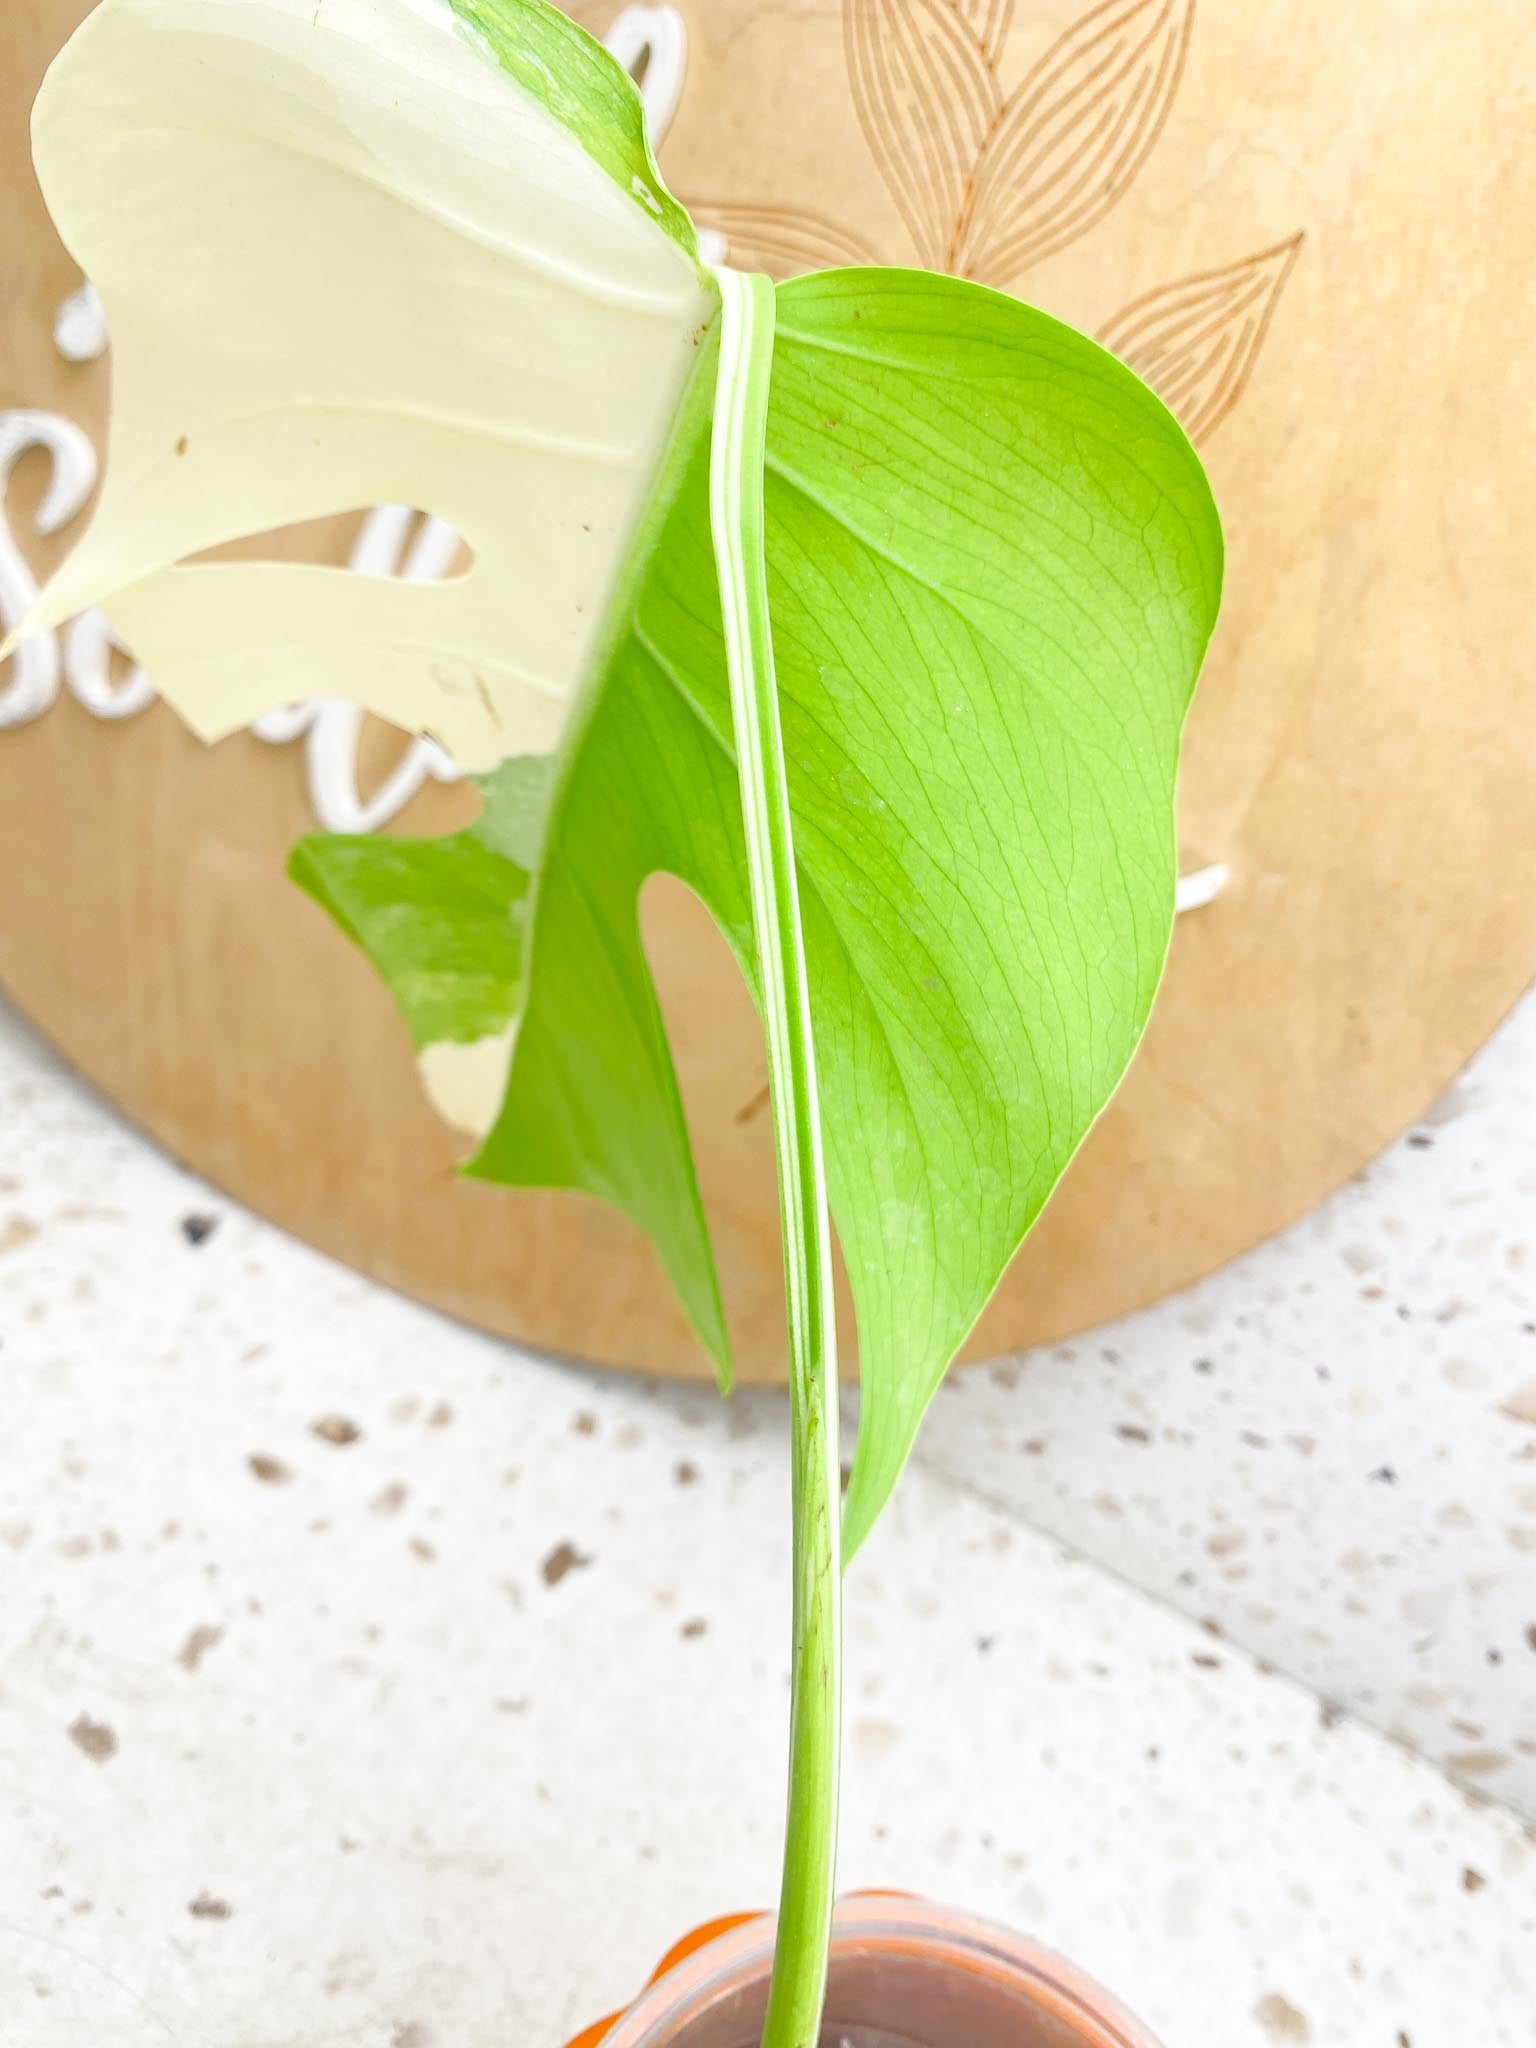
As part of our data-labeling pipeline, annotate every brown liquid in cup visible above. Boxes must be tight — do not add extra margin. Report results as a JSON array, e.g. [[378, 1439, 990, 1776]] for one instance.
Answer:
[[686, 1948, 1112, 2046]]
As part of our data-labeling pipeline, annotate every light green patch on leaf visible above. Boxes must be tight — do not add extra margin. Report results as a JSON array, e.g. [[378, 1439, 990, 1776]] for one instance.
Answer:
[[447, 0, 699, 261], [303, 267, 1222, 1554], [470, 754, 558, 872], [290, 823, 527, 1055]]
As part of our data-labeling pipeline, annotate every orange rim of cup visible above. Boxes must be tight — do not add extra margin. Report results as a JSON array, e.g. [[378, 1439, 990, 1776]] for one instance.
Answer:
[[562, 1894, 917, 2048]]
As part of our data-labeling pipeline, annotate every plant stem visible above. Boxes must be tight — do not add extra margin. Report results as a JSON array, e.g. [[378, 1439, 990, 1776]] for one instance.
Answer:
[[709, 265, 843, 2048]]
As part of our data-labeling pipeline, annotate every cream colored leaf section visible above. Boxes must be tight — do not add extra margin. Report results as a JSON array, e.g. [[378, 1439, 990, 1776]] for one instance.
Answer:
[[953, 0, 1192, 285], [12, 0, 712, 771], [419, 1022, 519, 1140], [1098, 234, 1305, 442]]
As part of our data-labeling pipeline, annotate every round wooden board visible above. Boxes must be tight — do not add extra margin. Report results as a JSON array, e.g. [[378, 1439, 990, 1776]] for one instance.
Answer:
[[2, 0, 1533, 1383]]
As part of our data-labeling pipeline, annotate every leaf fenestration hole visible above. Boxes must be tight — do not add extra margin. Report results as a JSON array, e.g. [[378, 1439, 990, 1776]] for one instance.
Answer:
[[182, 506, 473, 582]]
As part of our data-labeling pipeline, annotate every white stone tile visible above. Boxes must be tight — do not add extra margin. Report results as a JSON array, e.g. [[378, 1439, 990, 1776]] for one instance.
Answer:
[[913, 988, 1536, 1823], [1, 996, 1533, 2046]]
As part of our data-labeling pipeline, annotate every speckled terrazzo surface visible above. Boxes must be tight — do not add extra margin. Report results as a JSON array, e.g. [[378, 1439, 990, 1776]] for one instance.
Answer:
[[2, 988, 1534, 2047], [917, 989, 1536, 1820]]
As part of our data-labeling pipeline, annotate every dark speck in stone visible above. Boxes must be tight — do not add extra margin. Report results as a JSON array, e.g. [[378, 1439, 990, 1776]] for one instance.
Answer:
[[1114, 1423, 1151, 1443], [248, 1453, 290, 1484], [680, 1618, 708, 1639], [68, 1716, 117, 1764], [542, 1541, 592, 1587], [1407, 1132, 1434, 1149], [178, 1625, 223, 1673], [1193, 1357, 1215, 1374], [1462, 1867, 1486, 1893], [674, 1460, 698, 1486], [1370, 1464, 1398, 1484], [188, 1893, 232, 1921], [312, 1416, 361, 1446], [181, 1213, 219, 1246]]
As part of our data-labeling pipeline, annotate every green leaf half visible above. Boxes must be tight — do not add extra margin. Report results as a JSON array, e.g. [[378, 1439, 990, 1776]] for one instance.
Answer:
[[300, 266, 1223, 1554]]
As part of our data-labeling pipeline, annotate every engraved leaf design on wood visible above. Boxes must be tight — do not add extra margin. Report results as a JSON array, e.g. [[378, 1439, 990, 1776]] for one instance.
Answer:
[[1098, 233, 1304, 440], [953, 0, 1194, 284], [682, 201, 882, 280], [846, 0, 1003, 270], [955, 0, 1015, 67]]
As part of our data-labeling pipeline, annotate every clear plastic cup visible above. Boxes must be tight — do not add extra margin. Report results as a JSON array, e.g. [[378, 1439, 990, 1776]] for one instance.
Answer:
[[571, 1896, 1163, 2047]]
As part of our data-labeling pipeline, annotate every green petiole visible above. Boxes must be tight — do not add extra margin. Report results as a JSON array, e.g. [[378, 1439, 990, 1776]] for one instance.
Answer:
[[708, 265, 843, 2048]]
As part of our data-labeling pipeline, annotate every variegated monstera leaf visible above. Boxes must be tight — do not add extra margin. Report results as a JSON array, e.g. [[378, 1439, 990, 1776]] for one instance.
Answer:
[[12, 0, 1222, 1551]]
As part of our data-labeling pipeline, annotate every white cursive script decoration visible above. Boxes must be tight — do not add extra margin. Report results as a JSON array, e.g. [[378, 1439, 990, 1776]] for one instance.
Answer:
[[0, 408, 99, 728]]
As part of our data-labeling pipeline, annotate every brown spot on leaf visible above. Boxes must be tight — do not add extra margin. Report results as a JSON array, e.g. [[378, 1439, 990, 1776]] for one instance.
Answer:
[[67, 1716, 117, 1764], [312, 1415, 361, 1446], [248, 1453, 290, 1485], [541, 1541, 591, 1587], [178, 1625, 223, 1673]]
